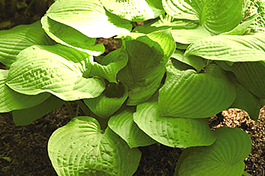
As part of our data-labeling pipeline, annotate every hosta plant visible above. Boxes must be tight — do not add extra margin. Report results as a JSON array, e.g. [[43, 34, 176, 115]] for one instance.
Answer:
[[0, 0, 264, 175]]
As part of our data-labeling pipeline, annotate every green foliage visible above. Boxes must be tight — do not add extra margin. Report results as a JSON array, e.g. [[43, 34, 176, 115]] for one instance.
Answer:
[[0, 0, 264, 175]]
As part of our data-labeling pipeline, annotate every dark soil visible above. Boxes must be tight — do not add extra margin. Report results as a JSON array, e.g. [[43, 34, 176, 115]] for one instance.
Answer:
[[0, 1, 264, 176]]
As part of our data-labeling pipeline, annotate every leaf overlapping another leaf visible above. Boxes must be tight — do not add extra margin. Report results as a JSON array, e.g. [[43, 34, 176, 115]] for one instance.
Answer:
[[6, 45, 105, 101], [175, 127, 252, 176], [0, 21, 54, 67], [42, 0, 132, 38], [48, 116, 141, 176], [0, 69, 50, 113], [158, 63, 236, 118], [133, 98, 216, 148]]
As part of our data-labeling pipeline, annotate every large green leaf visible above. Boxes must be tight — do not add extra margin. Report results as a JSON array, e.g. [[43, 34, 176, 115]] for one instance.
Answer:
[[118, 30, 175, 105], [108, 108, 156, 148], [41, 16, 105, 56], [0, 70, 50, 112], [230, 82, 262, 120], [185, 34, 265, 62], [100, 0, 164, 21], [48, 116, 141, 176], [90, 48, 128, 83], [162, 0, 246, 34], [12, 95, 64, 126], [158, 63, 236, 118], [43, 0, 132, 38], [133, 98, 216, 148], [84, 83, 128, 119], [0, 21, 54, 67], [6, 45, 105, 101], [175, 127, 252, 176], [227, 61, 265, 99]]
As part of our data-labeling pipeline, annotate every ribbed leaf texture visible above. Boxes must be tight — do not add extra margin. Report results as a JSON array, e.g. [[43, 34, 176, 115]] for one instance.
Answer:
[[175, 127, 252, 176], [48, 116, 141, 176]]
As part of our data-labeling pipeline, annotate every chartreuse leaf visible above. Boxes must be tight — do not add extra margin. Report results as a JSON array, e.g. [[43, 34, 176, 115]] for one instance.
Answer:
[[100, 0, 164, 21], [84, 83, 128, 119], [159, 63, 236, 118], [41, 16, 105, 56], [133, 98, 216, 148], [6, 45, 105, 101], [227, 61, 265, 99], [186, 34, 265, 62], [90, 48, 128, 83], [175, 127, 252, 176], [48, 116, 141, 176], [12, 95, 64, 126], [0, 70, 50, 112], [108, 107, 156, 148], [230, 82, 262, 120], [43, 0, 132, 38], [134, 17, 211, 44], [118, 30, 175, 105], [163, 0, 246, 34], [0, 21, 53, 67]]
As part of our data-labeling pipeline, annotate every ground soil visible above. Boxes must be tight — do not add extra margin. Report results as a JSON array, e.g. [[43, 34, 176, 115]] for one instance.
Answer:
[[0, 1, 264, 176]]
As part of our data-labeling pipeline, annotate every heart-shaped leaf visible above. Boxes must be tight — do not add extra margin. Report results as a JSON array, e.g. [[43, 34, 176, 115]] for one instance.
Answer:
[[118, 30, 175, 105], [6, 45, 105, 101], [48, 116, 141, 176], [133, 96, 216, 148], [43, 0, 132, 38], [0, 21, 53, 67], [175, 127, 252, 176], [0, 70, 50, 112], [108, 107, 156, 148], [159, 63, 236, 118]]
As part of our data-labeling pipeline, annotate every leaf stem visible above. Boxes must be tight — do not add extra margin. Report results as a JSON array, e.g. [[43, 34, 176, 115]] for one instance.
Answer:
[[64, 102, 75, 118]]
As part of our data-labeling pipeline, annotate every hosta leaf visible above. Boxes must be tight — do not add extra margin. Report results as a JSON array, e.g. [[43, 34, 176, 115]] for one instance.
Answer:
[[171, 26, 211, 44], [171, 50, 206, 71], [163, 0, 246, 34], [100, 0, 164, 21], [227, 61, 265, 99], [133, 98, 216, 148], [162, 0, 198, 20], [108, 108, 156, 148], [12, 95, 64, 126], [118, 30, 175, 105], [0, 70, 50, 112], [159, 63, 236, 118], [185, 34, 265, 62], [6, 45, 105, 101], [84, 83, 128, 118], [43, 0, 132, 38], [175, 127, 252, 176], [48, 116, 141, 176], [230, 82, 262, 120], [90, 48, 128, 83], [0, 21, 53, 67], [41, 16, 105, 56]]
